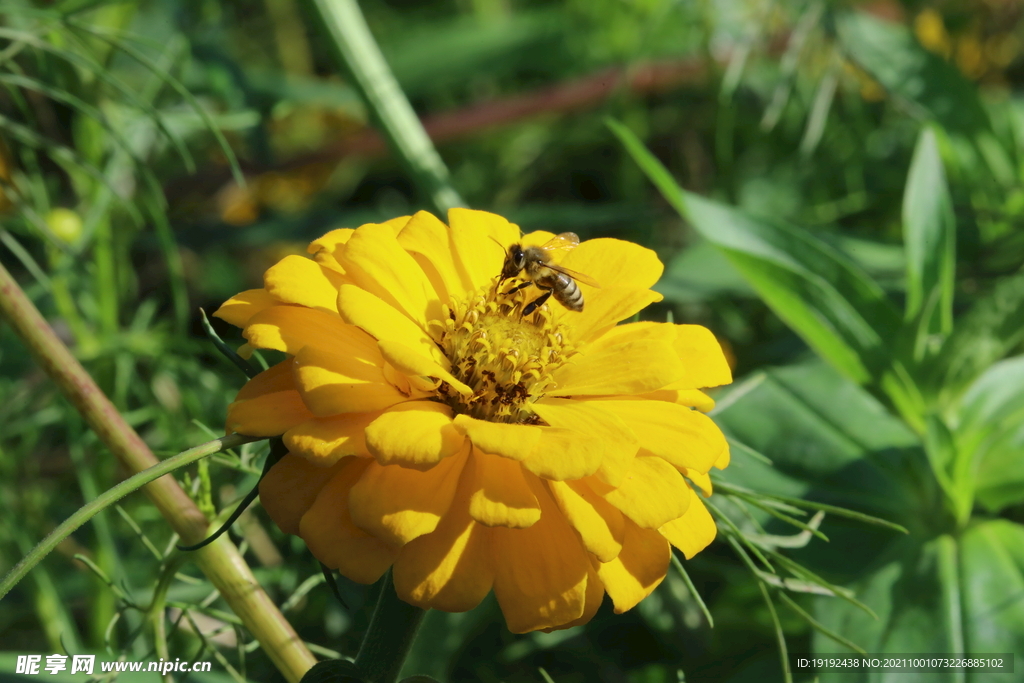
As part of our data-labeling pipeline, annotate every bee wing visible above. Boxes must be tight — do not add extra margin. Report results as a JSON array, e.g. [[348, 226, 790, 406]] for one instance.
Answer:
[[546, 262, 601, 289], [539, 232, 581, 253]]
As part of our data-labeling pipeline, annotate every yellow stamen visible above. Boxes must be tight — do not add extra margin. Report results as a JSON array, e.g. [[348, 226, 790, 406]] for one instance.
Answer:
[[432, 280, 575, 423]]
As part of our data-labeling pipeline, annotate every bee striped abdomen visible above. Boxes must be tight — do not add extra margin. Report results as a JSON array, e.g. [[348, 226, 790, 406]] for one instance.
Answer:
[[551, 272, 583, 311]]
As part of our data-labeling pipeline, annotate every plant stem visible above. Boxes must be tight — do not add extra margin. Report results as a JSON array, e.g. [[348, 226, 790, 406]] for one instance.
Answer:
[[0, 434, 254, 601], [306, 0, 465, 216], [354, 571, 427, 683], [0, 260, 317, 683]]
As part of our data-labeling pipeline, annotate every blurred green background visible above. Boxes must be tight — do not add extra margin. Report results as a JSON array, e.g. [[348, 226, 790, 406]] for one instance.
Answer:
[[2, 0, 1024, 681]]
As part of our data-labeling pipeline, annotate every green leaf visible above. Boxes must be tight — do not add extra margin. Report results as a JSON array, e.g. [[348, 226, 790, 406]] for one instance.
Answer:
[[814, 520, 1024, 682], [712, 360, 933, 584], [954, 355, 1024, 512], [609, 118, 926, 427], [836, 12, 990, 138], [657, 240, 755, 303], [307, 0, 464, 216], [931, 269, 1024, 401], [903, 127, 956, 345], [835, 10, 1017, 191], [680, 193, 900, 383], [0, 26, 196, 174]]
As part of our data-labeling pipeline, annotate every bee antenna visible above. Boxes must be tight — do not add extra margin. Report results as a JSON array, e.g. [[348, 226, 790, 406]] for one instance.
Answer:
[[488, 235, 507, 253]]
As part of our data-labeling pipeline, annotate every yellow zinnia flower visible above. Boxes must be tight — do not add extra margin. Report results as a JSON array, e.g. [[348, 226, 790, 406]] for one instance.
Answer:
[[215, 209, 732, 633]]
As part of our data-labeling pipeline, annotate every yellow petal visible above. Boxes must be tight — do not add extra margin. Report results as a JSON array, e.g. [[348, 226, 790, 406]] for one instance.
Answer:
[[549, 323, 684, 396], [558, 237, 663, 291], [283, 412, 379, 466], [637, 389, 717, 413], [300, 457, 399, 584], [294, 345, 408, 415], [603, 454, 692, 529], [448, 208, 519, 291], [662, 325, 733, 390], [583, 399, 727, 473], [596, 520, 671, 613], [714, 442, 731, 469], [334, 221, 439, 327], [244, 305, 363, 355], [547, 565, 604, 631], [547, 479, 625, 562], [263, 255, 347, 314], [337, 284, 448, 367], [659, 492, 716, 559], [213, 289, 275, 328], [235, 358, 294, 399], [561, 287, 664, 344], [348, 445, 468, 546], [308, 217, 411, 264], [685, 469, 713, 497], [308, 228, 355, 256], [452, 415, 541, 462], [467, 449, 540, 528], [226, 361, 314, 436], [526, 399, 637, 483], [397, 211, 468, 303], [393, 461, 494, 612], [492, 480, 591, 633], [364, 402, 466, 469], [259, 452, 345, 535], [378, 340, 472, 395], [308, 228, 354, 273]]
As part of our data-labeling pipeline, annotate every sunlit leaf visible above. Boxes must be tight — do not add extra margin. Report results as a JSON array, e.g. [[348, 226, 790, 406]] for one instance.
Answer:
[[814, 521, 1024, 682], [903, 127, 955, 348]]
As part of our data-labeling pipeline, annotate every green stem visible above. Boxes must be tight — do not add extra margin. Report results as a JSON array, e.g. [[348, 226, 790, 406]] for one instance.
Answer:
[[354, 571, 427, 683], [0, 434, 257, 602], [306, 0, 465, 216], [0, 259, 317, 682]]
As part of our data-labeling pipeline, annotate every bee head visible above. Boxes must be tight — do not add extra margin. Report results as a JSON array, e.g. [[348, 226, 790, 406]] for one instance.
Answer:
[[500, 244, 526, 281]]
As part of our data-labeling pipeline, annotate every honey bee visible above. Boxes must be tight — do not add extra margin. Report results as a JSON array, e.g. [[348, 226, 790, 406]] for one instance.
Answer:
[[499, 232, 599, 315]]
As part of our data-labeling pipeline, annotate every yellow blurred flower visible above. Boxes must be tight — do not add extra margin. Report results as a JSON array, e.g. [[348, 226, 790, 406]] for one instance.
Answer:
[[914, 8, 952, 58], [215, 209, 732, 633]]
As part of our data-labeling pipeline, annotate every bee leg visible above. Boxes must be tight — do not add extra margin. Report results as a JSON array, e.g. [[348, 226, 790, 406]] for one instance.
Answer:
[[506, 281, 532, 295], [522, 289, 552, 316]]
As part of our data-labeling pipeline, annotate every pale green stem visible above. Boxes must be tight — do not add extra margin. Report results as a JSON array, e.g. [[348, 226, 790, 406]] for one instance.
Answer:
[[354, 571, 427, 683], [306, 0, 465, 215], [0, 259, 317, 682], [0, 434, 255, 602]]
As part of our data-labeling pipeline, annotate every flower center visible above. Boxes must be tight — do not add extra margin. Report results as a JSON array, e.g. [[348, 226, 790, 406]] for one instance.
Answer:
[[429, 281, 575, 423]]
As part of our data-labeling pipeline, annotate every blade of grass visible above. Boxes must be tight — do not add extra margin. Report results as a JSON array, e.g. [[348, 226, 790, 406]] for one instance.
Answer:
[[306, 0, 464, 215], [776, 591, 867, 654], [0, 72, 160, 189], [0, 26, 195, 172], [199, 308, 259, 379], [705, 497, 775, 572], [0, 229, 51, 288], [12, 530, 84, 653], [757, 580, 793, 683], [765, 549, 877, 619], [671, 553, 714, 628], [0, 434, 258, 601], [714, 481, 909, 534], [744, 511, 826, 549], [63, 26, 246, 185], [0, 112, 143, 224], [724, 491, 830, 542], [0, 260, 317, 681], [725, 435, 773, 465]]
